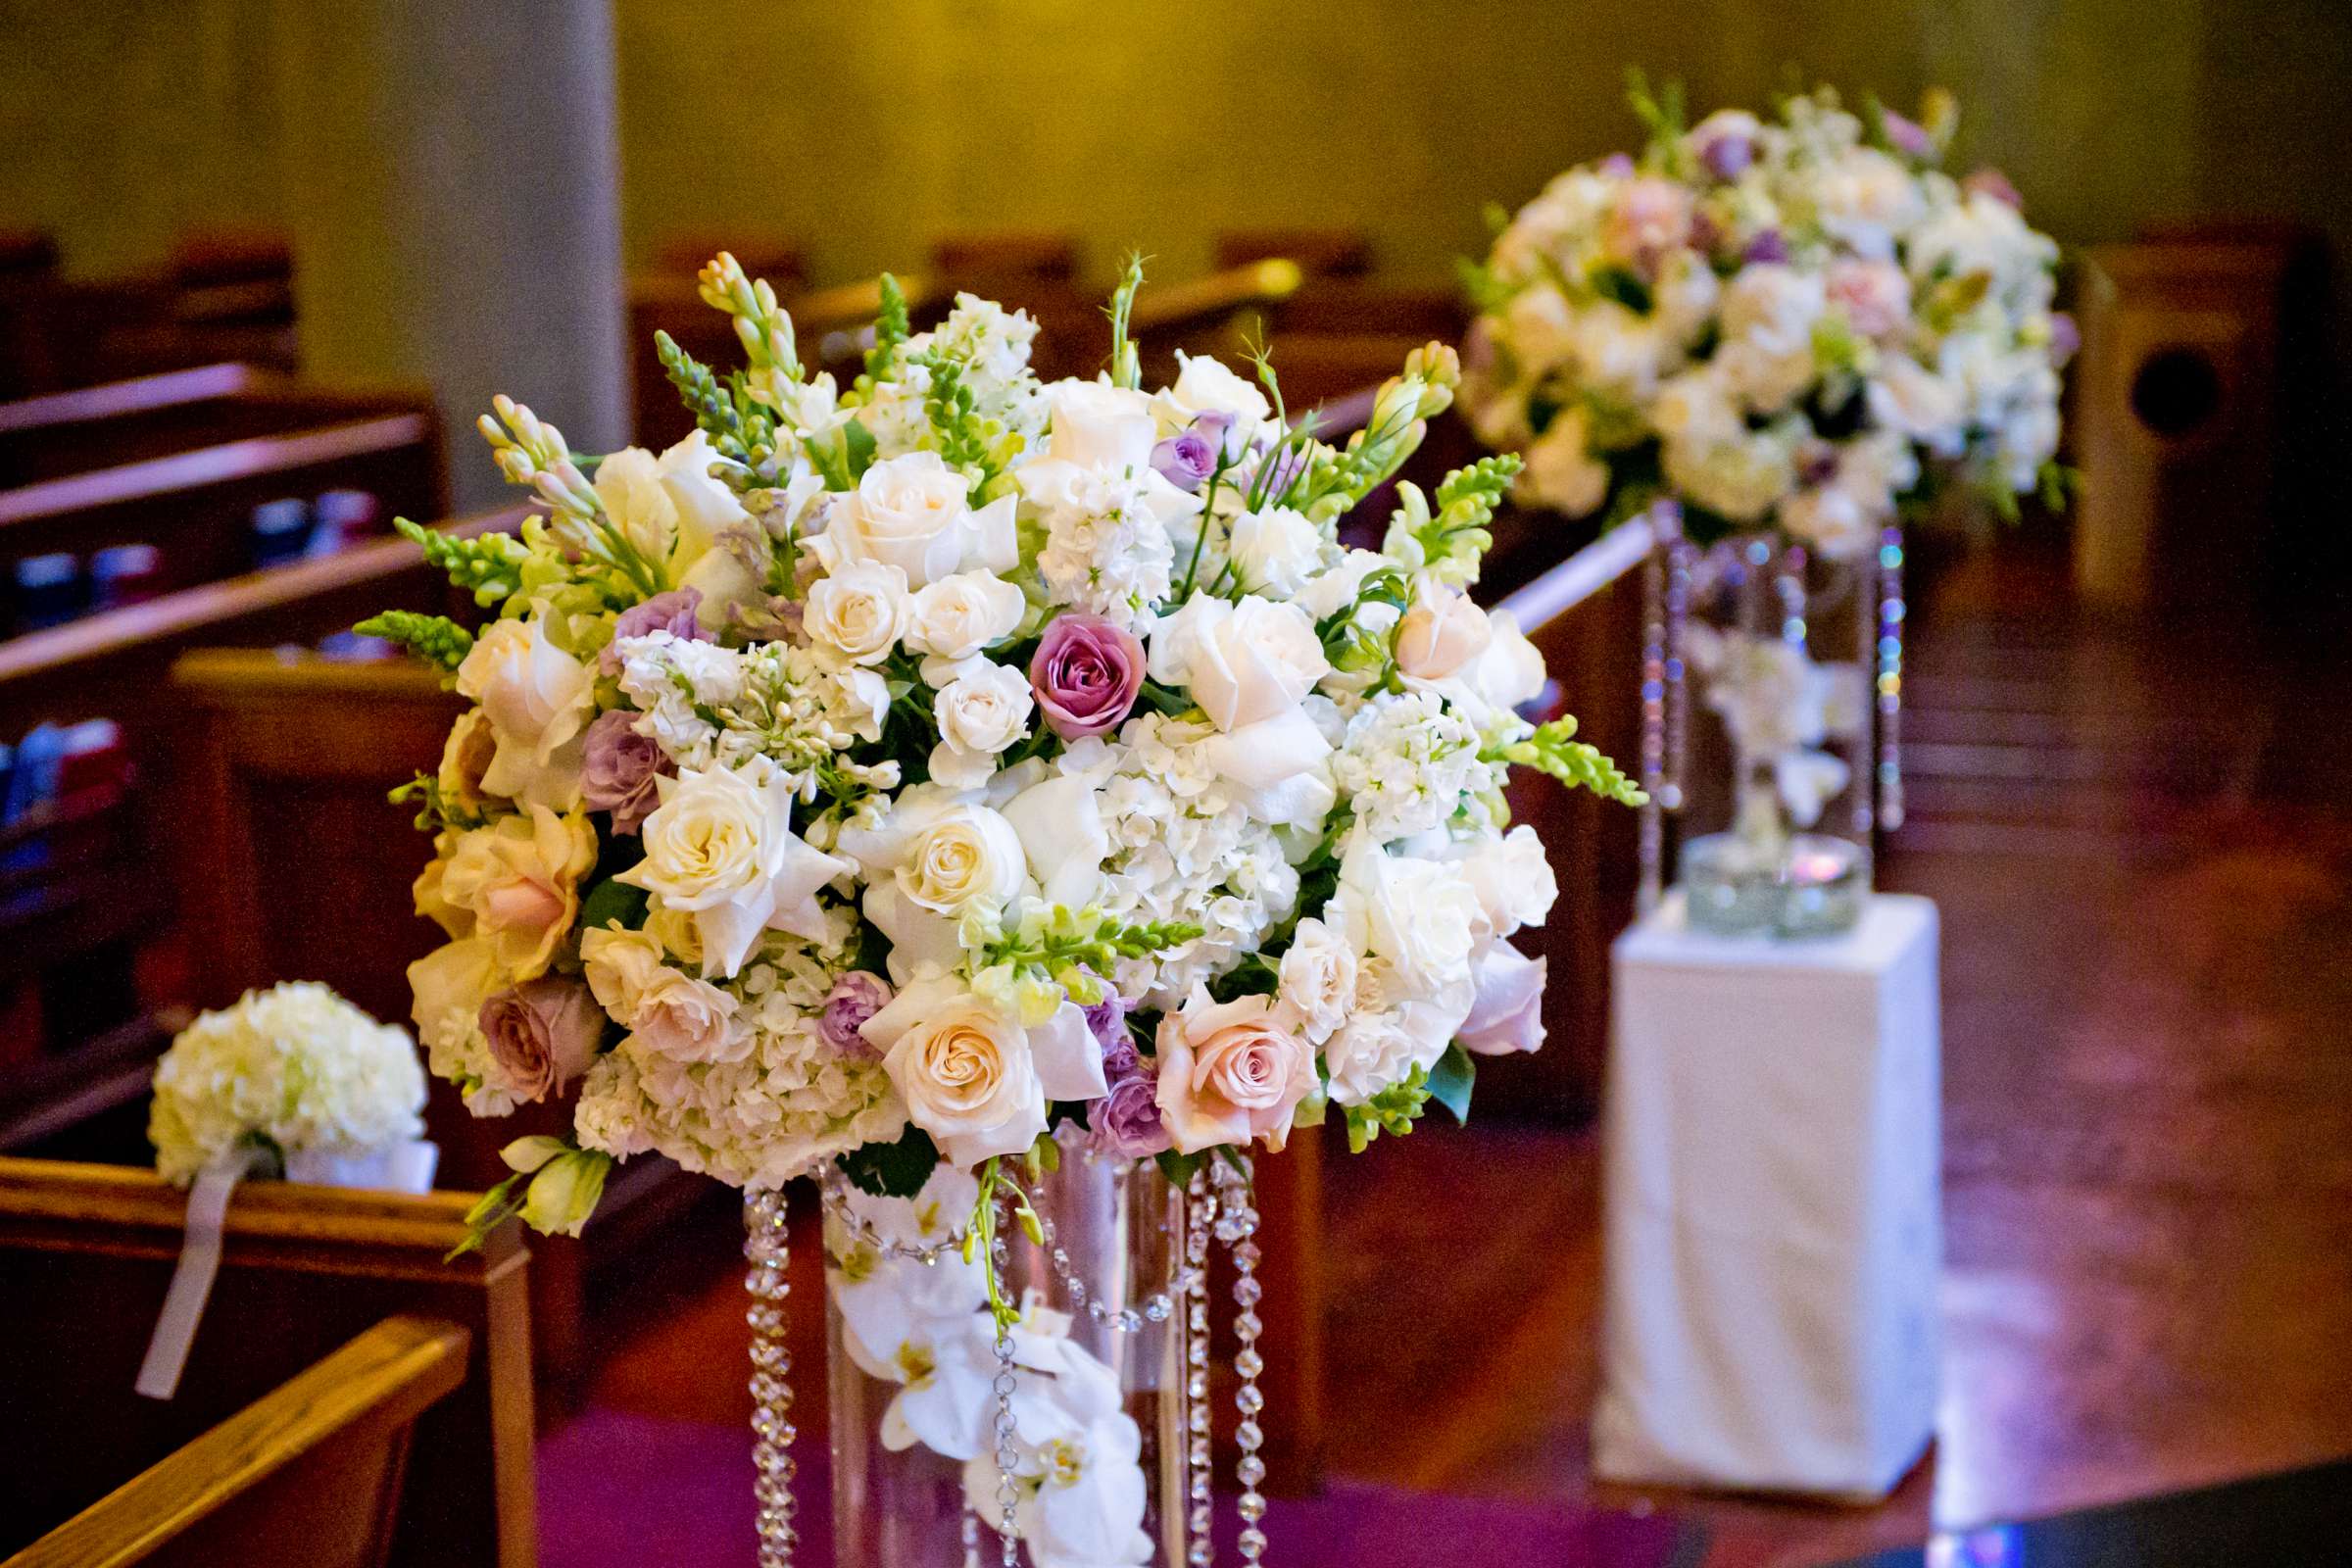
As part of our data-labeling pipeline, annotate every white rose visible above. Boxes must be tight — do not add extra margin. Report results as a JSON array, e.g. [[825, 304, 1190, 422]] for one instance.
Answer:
[[1522, 408, 1610, 517], [1652, 250, 1723, 343], [930, 664, 1034, 789], [1453, 823, 1558, 941], [1001, 768, 1108, 909], [616, 761, 854, 978], [805, 559, 912, 665], [818, 451, 1016, 587], [1148, 595, 1330, 732], [862, 977, 1103, 1165], [1225, 506, 1323, 596], [1045, 381, 1158, 471], [896, 803, 1026, 915], [1278, 916, 1357, 1045], [1571, 302, 1669, 402], [906, 571, 1027, 663], [1722, 264, 1826, 357], [1869, 356, 1967, 459], [1331, 844, 1483, 1000], [591, 447, 679, 564], [1461, 609, 1547, 714], [1651, 368, 1741, 448], [1196, 707, 1336, 830], [455, 613, 595, 809]]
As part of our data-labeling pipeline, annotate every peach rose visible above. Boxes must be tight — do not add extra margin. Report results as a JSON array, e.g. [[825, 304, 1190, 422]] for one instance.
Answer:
[[418, 805, 597, 980], [1394, 584, 1494, 681], [1153, 987, 1314, 1154]]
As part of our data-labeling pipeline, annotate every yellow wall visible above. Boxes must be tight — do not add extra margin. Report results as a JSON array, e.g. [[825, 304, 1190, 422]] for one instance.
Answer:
[[2, 0, 2348, 327]]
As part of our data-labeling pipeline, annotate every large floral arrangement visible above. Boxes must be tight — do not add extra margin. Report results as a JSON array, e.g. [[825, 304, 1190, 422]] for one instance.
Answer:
[[150, 982, 427, 1186], [1461, 80, 2075, 557], [364, 255, 1639, 1273]]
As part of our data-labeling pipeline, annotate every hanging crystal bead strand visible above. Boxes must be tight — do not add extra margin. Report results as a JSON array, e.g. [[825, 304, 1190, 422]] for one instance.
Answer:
[[1661, 518, 1692, 826], [1184, 1171, 1218, 1566], [1875, 524, 1906, 832], [989, 1220, 1022, 1568], [1637, 531, 1669, 914], [1212, 1157, 1269, 1565], [743, 1187, 798, 1568]]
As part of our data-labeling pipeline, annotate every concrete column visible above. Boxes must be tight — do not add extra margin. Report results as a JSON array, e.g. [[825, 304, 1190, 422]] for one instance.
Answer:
[[273, 0, 629, 512]]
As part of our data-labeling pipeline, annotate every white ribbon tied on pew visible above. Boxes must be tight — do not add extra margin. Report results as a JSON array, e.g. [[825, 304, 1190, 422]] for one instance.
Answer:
[[134, 1139, 440, 1400]]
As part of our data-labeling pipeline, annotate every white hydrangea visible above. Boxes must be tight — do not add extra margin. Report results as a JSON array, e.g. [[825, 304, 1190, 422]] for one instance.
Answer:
[[575, 934, 904, 1188], [150, 982, 427, 1186], [1330, 690, 1496, 847], [1081, 715, 1301, 1007]]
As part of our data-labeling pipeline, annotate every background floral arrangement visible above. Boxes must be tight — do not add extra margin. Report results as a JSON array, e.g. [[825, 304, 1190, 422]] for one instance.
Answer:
[[363, 254, 1641, 1286], [149, 981, 427, 1186], [1460, 78, 2076, 558]]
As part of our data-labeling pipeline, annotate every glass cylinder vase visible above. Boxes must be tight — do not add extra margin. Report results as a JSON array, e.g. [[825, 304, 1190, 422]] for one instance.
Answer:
[[1678, 537, 1873, 938], [821, 1132, 1189, 1568]]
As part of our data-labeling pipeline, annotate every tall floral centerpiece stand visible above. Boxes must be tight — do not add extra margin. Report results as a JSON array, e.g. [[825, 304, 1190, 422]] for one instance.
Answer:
[[1462, 79, 2073, 936], [368, 252, 1642, 1564]]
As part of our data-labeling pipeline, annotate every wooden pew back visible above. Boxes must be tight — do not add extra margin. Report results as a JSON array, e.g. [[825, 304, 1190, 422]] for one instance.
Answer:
[[12, 1315, 469, 1568], [0, 1158, 533, 1568], [0, 364, 438, 489]]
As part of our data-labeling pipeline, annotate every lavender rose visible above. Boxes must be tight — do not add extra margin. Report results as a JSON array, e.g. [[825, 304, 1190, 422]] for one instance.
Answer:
[[1091, 1065, 1172, 1159], [1029, 613, 1147, 740], [1082, 990, 1139, 1076], [480, 975, 606, 1101], [1962, 168, 2025, 210], [1743, 229, 1789, 266], [1458, 946, 1547, 1056], [1697, 131, 1753, 181], [1880, 109, 1933, 160], [599, 587, 707, 674], [580, 710, 671, 834], [1151, 426, 1218, 492], [819, 971, 893, 1056]]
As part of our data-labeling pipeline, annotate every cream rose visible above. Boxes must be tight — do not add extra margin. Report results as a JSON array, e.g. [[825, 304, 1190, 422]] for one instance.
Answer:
[[1277, 917, 1357, 1045], [818, 451, 1016, 587], [805, 559, 912, 666], [420, 805, 597, 980], [906, 571, 1026, 663], [895, 803, 1026, 915], [1452, 823, 1558, 941], [455, 613, 596, 808], [861, 978, 1102, 1165], [1148, 595, 1329, 733], [929, 665, 1034, 789], [1324, 994, 1466, 1106], [1164, 352, 1274, 450], [617, 761, 854, 978], [580, 924, 746, 1064], [1153, 987, 1314, 1154], [591, 447, 680, 564], [1395, 583, 1493, 681]]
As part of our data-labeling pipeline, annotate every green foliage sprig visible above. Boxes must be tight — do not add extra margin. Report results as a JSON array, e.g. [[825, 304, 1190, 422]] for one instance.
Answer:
[[1344, 1066, 1431, 1152], [354, 610, 473, 671], [862, 272, 912, 389], [1380, 454, 1520, 588], [1104, 253, 1146, 390], [1488, 716, 1648, 806], [394, 518, 531, 607]]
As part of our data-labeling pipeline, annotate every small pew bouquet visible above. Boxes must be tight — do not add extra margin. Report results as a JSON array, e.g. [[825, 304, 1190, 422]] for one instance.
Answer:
[[1461, 78, 2073, 555], [150, 980, 430, 1188], [367, 255, 1640, 1560]]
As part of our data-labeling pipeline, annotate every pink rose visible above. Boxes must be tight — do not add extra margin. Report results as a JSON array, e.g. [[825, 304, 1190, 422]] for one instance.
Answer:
[[1826, 260, 1913, 341], [479, 976, 606, 1101], [1458, 946, 1547, 1056], [1029, 612, 1147, 740], [1395, 585, 1493, 681], [1152, 988, 1313, 1154]]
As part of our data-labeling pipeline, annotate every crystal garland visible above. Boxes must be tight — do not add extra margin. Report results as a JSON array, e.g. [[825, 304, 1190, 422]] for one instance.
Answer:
[[1635, 502, 1690, 912], [744, 1187, 800, 1567], [1184, 1172, 1217, 1563], [1873, 524, 1906, 834], [1211, 1156, 1267, 1564]]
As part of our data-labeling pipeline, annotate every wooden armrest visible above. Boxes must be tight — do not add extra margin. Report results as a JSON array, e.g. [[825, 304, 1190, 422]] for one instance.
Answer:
[[0, 415, 433, 528], [1130, 259, 1303, 334], [11, 1316, 469, 1568], [0, 365, 262, 436]]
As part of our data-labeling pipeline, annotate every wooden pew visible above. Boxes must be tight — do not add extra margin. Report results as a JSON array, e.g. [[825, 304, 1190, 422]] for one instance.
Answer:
[[1216, 227, 1375, 278], [0, 411, 443, 605], [0, 1158, 534, 1567], [0, 363, 438, 489], [9, 1316, 470, 1568], [169, 646, 704, 1397]]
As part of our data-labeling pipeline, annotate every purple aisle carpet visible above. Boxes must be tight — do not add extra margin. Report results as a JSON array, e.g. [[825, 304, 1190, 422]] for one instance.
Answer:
[[539, 1409, 1697, 1567]]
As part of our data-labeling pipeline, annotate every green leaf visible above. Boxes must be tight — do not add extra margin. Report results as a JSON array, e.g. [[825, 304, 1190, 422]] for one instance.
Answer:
[[838, 1124, 941, 1199], [1154, 1149, 1204, 1189], [1591, 267, 1654, 316], [577, 875, 649, 936], [1427, 1044, 1476, 1126]]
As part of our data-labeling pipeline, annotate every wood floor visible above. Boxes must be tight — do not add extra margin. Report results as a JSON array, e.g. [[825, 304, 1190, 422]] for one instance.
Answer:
[[556, 538, 2352, 1566]]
